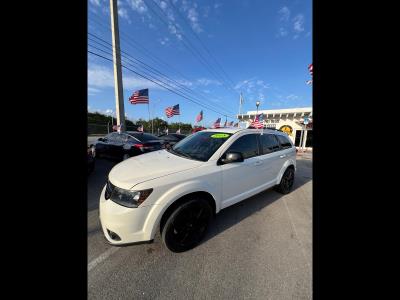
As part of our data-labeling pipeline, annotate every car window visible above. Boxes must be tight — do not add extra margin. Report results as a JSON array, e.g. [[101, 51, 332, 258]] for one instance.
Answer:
[[276, 134, 292, 149], [130, 133, 159, 142], [260, 134, 280, 154], [106, 133, 118, 142], [226, 134, 259, 159]]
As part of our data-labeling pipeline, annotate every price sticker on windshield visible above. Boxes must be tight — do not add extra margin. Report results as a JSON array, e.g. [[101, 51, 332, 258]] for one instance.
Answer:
[[211, 133, 230, 138]]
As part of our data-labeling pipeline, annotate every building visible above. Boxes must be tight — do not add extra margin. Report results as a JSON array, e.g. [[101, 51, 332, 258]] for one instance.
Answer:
[[237, 107, 312, 149]]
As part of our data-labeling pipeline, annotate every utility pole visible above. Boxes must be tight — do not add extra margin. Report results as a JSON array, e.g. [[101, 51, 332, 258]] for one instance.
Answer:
[[110, 0, 125, 132]]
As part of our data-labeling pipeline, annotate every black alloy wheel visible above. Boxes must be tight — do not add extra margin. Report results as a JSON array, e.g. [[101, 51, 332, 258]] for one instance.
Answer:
[[162, 199, 212, 252], [276, 167, 295, 194]]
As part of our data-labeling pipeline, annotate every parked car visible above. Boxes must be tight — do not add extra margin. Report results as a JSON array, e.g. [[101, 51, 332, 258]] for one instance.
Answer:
[[94, 131, 163, 161], [87, 145, 95, 174], [100, 128, 296, 252], [157, 133, 187, 149]]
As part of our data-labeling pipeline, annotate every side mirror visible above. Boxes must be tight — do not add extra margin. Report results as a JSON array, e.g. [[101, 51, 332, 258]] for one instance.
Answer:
[[218, 151, 244, 165]]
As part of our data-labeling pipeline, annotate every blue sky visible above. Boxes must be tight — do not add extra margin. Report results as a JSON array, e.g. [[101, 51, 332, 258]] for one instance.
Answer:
[[88, 0, 312, 126]]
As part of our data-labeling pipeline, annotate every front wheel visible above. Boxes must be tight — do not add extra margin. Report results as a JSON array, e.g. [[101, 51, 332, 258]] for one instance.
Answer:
[[162, 199, 212, 252], [275, 167, 295, 194]]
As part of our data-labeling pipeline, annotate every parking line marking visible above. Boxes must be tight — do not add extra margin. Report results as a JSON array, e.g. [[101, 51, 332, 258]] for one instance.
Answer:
[[88, 247, 120, 272], [282, 197, 311, 271]]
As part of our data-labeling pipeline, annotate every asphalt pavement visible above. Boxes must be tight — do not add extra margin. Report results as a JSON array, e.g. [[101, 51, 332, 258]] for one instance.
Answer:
[[88, 153, 312, 299]]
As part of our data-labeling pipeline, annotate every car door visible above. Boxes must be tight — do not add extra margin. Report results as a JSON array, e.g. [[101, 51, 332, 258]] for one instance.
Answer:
[[275, 134, 296, 172], [258, 133, 285, 187], [220, 133, 263, 209]]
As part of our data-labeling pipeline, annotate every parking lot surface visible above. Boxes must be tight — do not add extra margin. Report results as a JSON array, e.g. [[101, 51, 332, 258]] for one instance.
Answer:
[[88, 153, 312, 299]]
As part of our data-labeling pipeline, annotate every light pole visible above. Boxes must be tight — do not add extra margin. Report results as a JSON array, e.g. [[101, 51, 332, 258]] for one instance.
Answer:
[[256, 100, 260, 117]]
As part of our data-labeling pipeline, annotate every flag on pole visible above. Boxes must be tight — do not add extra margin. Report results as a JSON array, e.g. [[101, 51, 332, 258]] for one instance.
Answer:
[[196, 110, 203, 122], [165, 104, 180, 118], [251, 114, 264, 129], [212, 118, 221, 128], [308, 63, 313, 76], [129, 89, 149, 104]]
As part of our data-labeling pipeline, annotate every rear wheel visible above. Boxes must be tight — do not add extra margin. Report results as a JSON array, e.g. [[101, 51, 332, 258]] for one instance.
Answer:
[[162, 199, 212, 252], [275, 167, 295, 194]]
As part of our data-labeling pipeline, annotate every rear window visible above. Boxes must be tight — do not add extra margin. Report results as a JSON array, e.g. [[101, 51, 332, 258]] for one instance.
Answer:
[[276, 134, 292, 149], [129, 133, 159, 142]]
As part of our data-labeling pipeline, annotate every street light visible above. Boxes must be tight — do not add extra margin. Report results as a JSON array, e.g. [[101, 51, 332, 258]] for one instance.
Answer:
[[256, 101, 260, 114]]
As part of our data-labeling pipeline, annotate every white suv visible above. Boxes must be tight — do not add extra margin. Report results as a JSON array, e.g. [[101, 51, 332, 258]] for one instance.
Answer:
[[100, 128, 296, 252]]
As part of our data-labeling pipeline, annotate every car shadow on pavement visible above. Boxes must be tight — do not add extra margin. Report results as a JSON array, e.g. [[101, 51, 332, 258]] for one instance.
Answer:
[[200, 159, 312, 245]]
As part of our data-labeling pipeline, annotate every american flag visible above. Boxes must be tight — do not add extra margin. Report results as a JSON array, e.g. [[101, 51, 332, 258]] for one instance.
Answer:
[[251, 114, 264, 129], [129, 89, 149, 104], [213, 118, 221, 128], [196, 110, 203, 122], [308, 64, 313, 76], [165, 104, 180, 118]]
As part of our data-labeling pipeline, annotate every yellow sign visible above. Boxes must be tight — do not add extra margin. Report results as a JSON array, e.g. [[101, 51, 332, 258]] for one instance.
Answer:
[[279, 125, 293, 136], [210, 133, 230, 138]]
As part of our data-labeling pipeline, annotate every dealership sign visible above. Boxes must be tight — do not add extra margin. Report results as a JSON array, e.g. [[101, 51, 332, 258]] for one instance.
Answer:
[[279, 125, 293, 136]]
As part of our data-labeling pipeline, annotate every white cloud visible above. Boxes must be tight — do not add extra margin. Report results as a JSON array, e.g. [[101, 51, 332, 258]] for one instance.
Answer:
[[196, 78, 221, 86], [293, 14, 305, 32], [88, 63, 161, 91], [160, 1, 168, 10], [89, 0, 101, 6], [118, 7, 130, 22], [286, 94, 300, 101], [127, 0, 147, 14], [187, 6, 202, 33], [214, 3, 222, 9], [278, 6, 290, 22], [88, 87, 101, 96], [159, 36, 170, 45], [278, 27, 288, 37]]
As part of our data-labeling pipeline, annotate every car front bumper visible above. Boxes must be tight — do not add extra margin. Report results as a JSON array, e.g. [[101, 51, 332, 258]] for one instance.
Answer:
[[99, 185, 156, 245]]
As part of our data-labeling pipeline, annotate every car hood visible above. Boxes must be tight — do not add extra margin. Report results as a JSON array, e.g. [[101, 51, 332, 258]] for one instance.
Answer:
[[108, 150, 203, 189]]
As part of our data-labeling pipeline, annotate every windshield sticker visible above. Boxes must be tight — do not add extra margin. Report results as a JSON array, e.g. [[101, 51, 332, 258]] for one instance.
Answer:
[[211, 133, 230, 138]]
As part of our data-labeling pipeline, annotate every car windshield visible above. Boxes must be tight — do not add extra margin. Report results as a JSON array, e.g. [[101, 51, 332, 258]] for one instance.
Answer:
[[169, 131, 233, 162]]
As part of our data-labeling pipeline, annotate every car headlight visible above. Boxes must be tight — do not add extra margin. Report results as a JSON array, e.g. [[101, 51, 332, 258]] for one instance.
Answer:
[[110, 187, 153, 208]]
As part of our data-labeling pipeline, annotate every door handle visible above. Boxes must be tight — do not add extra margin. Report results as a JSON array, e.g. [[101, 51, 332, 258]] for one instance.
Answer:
[[279, 154, 286, 158]]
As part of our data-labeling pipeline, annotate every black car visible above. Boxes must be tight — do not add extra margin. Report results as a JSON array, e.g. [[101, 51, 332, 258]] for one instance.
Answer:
[[157, 133, 187, 148], [94, 131, 163, 160]]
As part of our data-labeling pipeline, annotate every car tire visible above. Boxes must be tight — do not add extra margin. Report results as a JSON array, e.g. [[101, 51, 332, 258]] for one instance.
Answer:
[[161, 199, 212, 253], [122, 153, 130, 160], [275, 167, 295, 194]]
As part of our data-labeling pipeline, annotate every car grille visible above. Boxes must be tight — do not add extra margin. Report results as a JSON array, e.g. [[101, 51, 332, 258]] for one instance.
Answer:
[[105, 179, 115, 200]]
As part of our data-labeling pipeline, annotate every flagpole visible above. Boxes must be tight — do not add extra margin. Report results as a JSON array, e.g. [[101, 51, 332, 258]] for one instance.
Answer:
[[147, 102, 151, 133]]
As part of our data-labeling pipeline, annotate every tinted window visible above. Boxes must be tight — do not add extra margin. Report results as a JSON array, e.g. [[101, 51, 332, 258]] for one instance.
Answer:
[[276, 134, 292, 149], [260, 134, 280, 154], [129, 133, 159, 142], [171, 131, 232, 161], [226, 134, 259, 159], [106, 133, 118, 142]]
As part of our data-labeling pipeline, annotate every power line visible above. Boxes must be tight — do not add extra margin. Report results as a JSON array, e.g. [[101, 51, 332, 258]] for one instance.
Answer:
[[88, 33, 236, 114], [166, 0, 237, 89], [88, 14, 238, 113], [88, 49, 237, 119], [143, 0, 237, 97]]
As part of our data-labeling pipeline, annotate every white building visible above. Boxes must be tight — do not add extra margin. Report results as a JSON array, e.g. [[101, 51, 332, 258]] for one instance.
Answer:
[[237, 107, 312, 149]]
